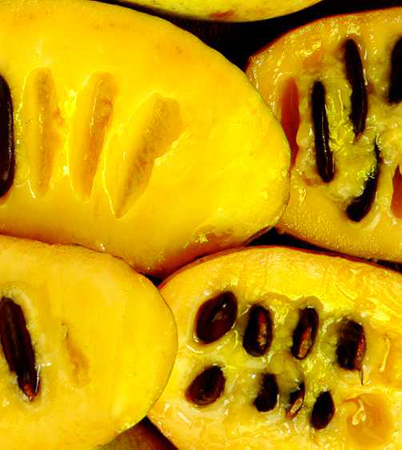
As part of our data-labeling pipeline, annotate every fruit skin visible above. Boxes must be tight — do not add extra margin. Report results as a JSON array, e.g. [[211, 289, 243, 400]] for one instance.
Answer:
[[150, 246, 402, 449], [0, 0, 289, 278], [0, 235, 177, 450], [247, 8, 402, 264], [121, 0, 323, 22]]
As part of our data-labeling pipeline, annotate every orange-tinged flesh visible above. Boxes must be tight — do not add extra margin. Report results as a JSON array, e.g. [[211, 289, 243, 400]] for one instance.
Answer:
[[150, 247, 402, 449], [0, 0, 289, 277], [247, 8, 402, 264], [0, 236, 177, 450]]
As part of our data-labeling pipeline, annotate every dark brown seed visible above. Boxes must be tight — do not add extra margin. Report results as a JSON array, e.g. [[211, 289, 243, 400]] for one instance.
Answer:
[[0, 297, 39, 401], [389, 37, 402, 103], [286, 382, 305, 419], [344, 39, 367, 138], [254, 373, 279, 412], [291, 308, 319, 360], [186, 366, 225, 406], [0, 76, 14, 197], [336, 319, 366, 371], [195, 292, 237, 344], [311, 391, 335, 430], [243, 305, 273, 357], [312, 81, 334, 183], [346, 142, 380, 222]]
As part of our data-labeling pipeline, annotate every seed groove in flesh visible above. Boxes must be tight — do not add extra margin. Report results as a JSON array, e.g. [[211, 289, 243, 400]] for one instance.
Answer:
[[291, 307, 319, 360], [243, 305, 273, 357], [0, 297, 39, 401], [254, 373, 279, 412], [0, 75, 14, 197], [389, 37, 402, 103], [195, 291, 238, 344], [312, 81, 334, 183], [311, 391, 335, 430], [337, 319, 366, 371], [186, 366, 225, 407], [286, 382, 305, 419]]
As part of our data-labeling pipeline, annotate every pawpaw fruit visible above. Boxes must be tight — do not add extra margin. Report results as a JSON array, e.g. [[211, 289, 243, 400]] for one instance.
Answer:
[[0, 0, 289, 277], [0, 235, 177, 450], [247, 8, 402, 264], [121, 0, 323, 22], [150, 247, 402, 449]]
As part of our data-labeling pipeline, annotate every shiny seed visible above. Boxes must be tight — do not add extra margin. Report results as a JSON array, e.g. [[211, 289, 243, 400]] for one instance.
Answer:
[[0, 75, 14, 197], [195, 292, 237, 344], [286, 382, 305, 419], [389, 37, 402, 103], [291, 308, 319, 360], [186, 366, 225, 406], [254, 373, 279, 412], [0, 297, 39, 401], [337, 319, 366, 371], [243, 305, 273, 357], [311, 391, 335, 430]]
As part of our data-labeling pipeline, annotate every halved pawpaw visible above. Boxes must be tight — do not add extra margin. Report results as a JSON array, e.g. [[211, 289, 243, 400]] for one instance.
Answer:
[[150, 247, 402, 449], [0, 235, 177, 450], [247, 8, 402, 264], [0, 0, 289, 277], [120, 0, 323, 22]]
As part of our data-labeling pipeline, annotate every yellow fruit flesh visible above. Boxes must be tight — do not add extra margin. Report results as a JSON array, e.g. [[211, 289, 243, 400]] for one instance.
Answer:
[[0, 236, 177, 450], [150, 247, 402, 449], [0, 0, 289, 277]]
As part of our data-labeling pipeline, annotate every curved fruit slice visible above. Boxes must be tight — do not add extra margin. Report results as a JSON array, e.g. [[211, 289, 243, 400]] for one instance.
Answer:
[[0, 0, 289, 277], [150, 247, 402, 449], [247, 8, 402, 264], [121, 0, 323, 22], [0, 236, 177, 450]]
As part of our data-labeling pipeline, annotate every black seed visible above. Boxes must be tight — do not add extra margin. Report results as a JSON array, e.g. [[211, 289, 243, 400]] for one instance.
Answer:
[[291, 308, 319, 360], [346, 141, 380, 222], [0, 297, 39, 401], [254, 373, 279, 412], [312, 81, 334, 183], [286, 382, 305, 419], [243, 305, 273, 357], [186, 366, 225, 406], [344, 39, 368, 138], [0, 76, 14, 197], [311, 391, 335, 430], [389, 37, 402, 103], [195, 292, 237, 344], [337, 320, 366, 371]]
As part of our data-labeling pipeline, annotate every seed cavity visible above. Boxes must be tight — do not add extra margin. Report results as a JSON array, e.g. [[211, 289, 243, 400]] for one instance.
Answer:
[[0, 297, 39, 401], [312, 81, 334, 183], [254, 373, 279, 412], [344, 39, 368, 138], [392, 166, 402, 218], [286, 382, 305, 419], [195, 291, 237, 344], [346, 142, 380, 222], [186, 366, 225, 406], [291, 307, 319, 360], [311, 391, 335, 430], [389, 37, 402, 103], [243, 305, 273, 357], [337, 319, 366, 371], [0, 75, 14, 197], [280, 77, 300, 166]]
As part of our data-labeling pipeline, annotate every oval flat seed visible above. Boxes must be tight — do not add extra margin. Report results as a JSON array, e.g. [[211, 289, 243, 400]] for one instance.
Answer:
[[312, 81, 334, 183], [389, 37, 402, 103], [346, 142, 380, 222], [311, 391, 335, 430], [186, 366, 225, 407], [243, 305, 273, 357], [254, 373, 279, 412], [195, 292, 238, 344], [0, 75, 14, 197], [291, 307, 319, 360], [337, 320, 366, 371], [286, 382, 305, 419], [344, 39, 367, 138], [0, 297, 39, 401]]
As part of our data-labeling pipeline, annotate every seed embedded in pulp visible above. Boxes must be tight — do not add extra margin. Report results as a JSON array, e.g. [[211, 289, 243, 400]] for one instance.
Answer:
[[291, 307, 319, 360], [195, 291, 238, 344], [243, 305, 273, 357], [186, 366, 225, 407], [389, 37, 402, 103], [337, 319, 366, 371], [0, 297, 39, 401], [254, 373, 279, 412], [286, 382, 305, 419], [0, 75, 14, 197], [311, 391, 335, 430]]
